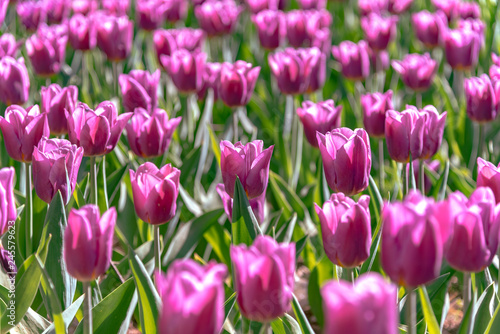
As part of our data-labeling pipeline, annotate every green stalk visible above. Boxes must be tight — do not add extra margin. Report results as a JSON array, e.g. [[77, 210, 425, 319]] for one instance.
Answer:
[[419, 160, 425, 194], [89, 156, 98, 205], [233, 108, 238, 143], [401, 163, 408, 197], [284, 95, 294, 139], [463, 272, 471, 314], [378, 139, 384, 195], [25, 162, 32, 257], [407, 289, 416, 334], [83, 281, 93, 334], [154, 225, 161, 274]]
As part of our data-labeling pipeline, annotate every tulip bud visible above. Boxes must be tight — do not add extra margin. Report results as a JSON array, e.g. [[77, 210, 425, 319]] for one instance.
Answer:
[[384, 108, 425, 162], [17, 1, 46, 31], [219, 61, 260, 108], [231, 235, 295, 322], [458, 1, 480, 20], [286, 10, 308, 48], [41, 84, 78, 135], [391, 53, 437, 92], [432, 0, 459, 22], [388, 0, 413, 14], [332, 40, 370, 81], [119, 69, 160, 114], [0, 57, 30, 106], [252, 10, 286, 51], [126, 108, 181, 158], [0, 167, 17, 236], [156, 260, 227, 334], [297, 100, 342, 147], [0, 34, 22, 58], [381, 191, 442, 287], [0, 105, 50, 162], [32, 137, 84, 204], [161, 49, 206, 94], [358, 0, 387, 17], [198, 62, 222, 101], [418, 105, 447, 159], [64, 205, 116, 282], [317, 128, 371, 196], [307, 50, 327, 93], [311, 27, 331, 55], [72, 0, 99, 15], [220, 140, 273, 199], [322, 273, 398, 334], [443, 26, 482, 71], [464, 74, 499, 123], [216, 184, 266, 224], [315, 193, 371, 268], [68, 13, 97, 51], [194, 0, 242, 37], [153, 28, 205, 67], [298, 0, 326, 10], [130, 162, 180, 225], [44, 0, 70, 24], [411, 10, 446, 48], [96, 14, 133, 61], [26, 24, 68, 77], [361, 90, 393, 138], [361, 13, 398, 51], [477, 158, 500, 204], [66, 102, 133, 157], [137, 0, 168, 31], [102, 0, 130, 15], [164, 0, 188, 23]]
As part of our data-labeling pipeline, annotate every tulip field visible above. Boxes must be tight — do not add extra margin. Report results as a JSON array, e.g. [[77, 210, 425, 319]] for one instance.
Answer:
[[2, 0, 500, 333]]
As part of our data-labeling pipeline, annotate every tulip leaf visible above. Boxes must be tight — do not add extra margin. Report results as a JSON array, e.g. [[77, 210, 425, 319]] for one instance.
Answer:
[[418, 286, 440, 334], [436, 160, 450, 201], [473, 283, 498, 334], [42, 295, 85, 334], [73, 184, 86, 209], [291, 294, 315, 334], [232, 177, 257, 245], [207, 124, 221, 166], [129, 249, 161, 334], [204, 223, 232, 268], [307, 256, 333, 327], [180, 146, 202, 185], [271, 314, 302, 334]]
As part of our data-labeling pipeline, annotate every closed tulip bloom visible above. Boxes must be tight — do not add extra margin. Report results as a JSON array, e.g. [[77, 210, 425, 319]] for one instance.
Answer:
[[64, 205, 116, 282], [477, 158, 500, 203], [161, 49, 206, 94], [464, 75, 498, 123], [220, 140, 273, 199], [332, 40, 370, 81], [358, 0, 387, 16], [432, 0, 458, 22], [286, 10, 308, 48], [137, 0, 168, 31], [129, 162, 180, 225], [119, 69, 160, 114], [387, 0, 412, 14], [381, 192, 442, 287], [0, 57, 30, 106], [231, 235, 295, 322], [368, 48, 390, 72], [252, 10, 285, 50], [0, 34, 22, 58], [0, 167, 17, 236], [443, 27, 482, 70], [316, 193, 371, 268], [216, 184, 266, 224], [297, 100, 342, 147], [26, 24, 68, 77], [198, 62, 222, 101], [44, 0, 70, 24], [17, 1, 46, 31], [307, 49, 326, 93], [102, 0, 130, 15], [68, 13, 97, 51], [411, 10, 446, 48], [194, 0, 242, 37], [164, 0, 188, 23], [458, 19, 485, 46], [0, 105, 49, 162], [32, 137, 84, 204], [0, 0, 7, 28], [96, 15, 133, 61], [317, 128, 371, 196], [311, 27, 331, 54], [219, 61, 260, 108], [298, 0, 326, 9], [126, 108, 181, 158], [153, 28, 205, 67], [361, 91, 393, 138], [156, 260, 227, 334], [385, 108, 425, 162], [361, 13, 398, 51], [72, 0, 99, 15], [66, 102, 133, 156], [458, 1, 480, 20], [417, 105, 447, 159], [322, 273, 398, 334], [41, 84, 78, 135]]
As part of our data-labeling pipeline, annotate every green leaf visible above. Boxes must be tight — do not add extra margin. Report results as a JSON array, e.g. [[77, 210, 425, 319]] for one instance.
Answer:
[[207, 124, 221, 166], [418, 286, 440, 334], [271, 314, 302, 334], [232, 178, 257, 245], [291, 294, 314, 334], [307, 256, 333, 327], [42, 295, 85, 334], [204, 223, 231, 268], [473, 283, 497, 334]]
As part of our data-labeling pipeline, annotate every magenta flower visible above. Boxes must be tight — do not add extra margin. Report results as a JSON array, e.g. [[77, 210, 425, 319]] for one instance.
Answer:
[[361, 13, 398, 51], [0, 167, 17, 236], [286, 10, 308, 48], [231, 236, 295, 322], [311, 27, 332, 55], [194, 0, 242, 37], [66, 102, 133, 157], [298, 0, 326, 10], [368, 48, 390, 72], [458, 1, 481, 20], [0, 57, 30, 106], [392, 53, 437, 91], [119, 69, 160, 113], [417, 105, 447, 159], [96, 15, 133, 61], [17, 1, 46, 31], [411, 10, 446, 48], [220, 140, 274, 199], [72, 0, 99, 15], [322, 273, 398, 334], [384, 108, 426, 162], [332, 40, 370, 81], [156, 260, 227, 334], [358, 0, 387, 16], [361, 90, 393, 138], [164, 0, 189, 23], [297, 100, 342, 147], [317, 128, 372, 196], [0, 0, 7, 28], [44, 0, 70, 24], [219, 61, 260, 108], [129, 162, 180, 225], [477, 158, 500, 203], [198, 62, 222, 101], [41, 84, 78, 135], [68, 13, 97, 51], [161, 49, 206, 94], [216, 183, 266, 224], [464, 74, 499, 123], [137, 0, 168, 31], [26, 24, 68, 77], [153, 28, 205, 67], [0, 34, 22, 58], [252, 10, 286, 51], [102, 0, 130, 15], [432, 0, 459, 22], [443, 26, 482, 70], [245, 0, 285, 14], [387, 0, 413, 14], [64, 205, 116, 282], [32, 137, 84, 204], [0, 247, 16, 277]]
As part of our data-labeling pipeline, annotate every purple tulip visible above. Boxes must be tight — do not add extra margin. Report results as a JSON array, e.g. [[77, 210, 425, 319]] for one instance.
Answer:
[[311, 27, 332, 55], [417, 105, 447, 159], [286, 10, 308, 48], [153, 28, 205, 67], [216, 183, 266, 224], [0, 167, 17, 236], [198, 62, 222, 101], [322, 273, 398, 334], [361, 13, 398, 51], [0, 57, 30, 106], [252, 10, 285, 51], [119, 69, 160, 114], [464, 74, 499, 123], [381, 191, 442, 287], [161, 49, 206, 94], [102, 0, 130, 15], [0, 105, 49, 162], [361, 91, 393, 138], [358, 0, 387, 16], [72, 0, 99, 15], [458, 19, 485, 47], [219, 61, 260, 108], [332, 40, 370, 81], [136, 0, 168, 31], [411, 10, 446, 48], [245, 0, 285, 14], [387, 0, 413, 14], [220, 140, 273, 199], [96, 14, 133, 61], [385, 108, 425, 162], [17, 1, 46, 31], [231, 235, 295, 322], [298, 0, 326, 10], [432, 0, 459, 22], [44, 0, 70, 24], [126, 108, 181, 158], [41, 84, 78, 135], [32, 137, 84, 204], [443, 26, 482, 70], [66, 102, 133, 157], [477, 158, 500, 204], [0, 34, 22, 58], [26, 24, 68, 77], [0, 0, 7, 28], [392, 54, 437, 92], [315, 193, 371, 268], [317, 128, 372, 196], [458, 1, 481, 20], [296, 100, 342, 147], [164, 0, 189, 23], [307, 50, 327, 93], [155, 260, 227, 334], [0, 247, 16, 277], [64, 205, 116, 282], [68, 13, 97, 51], [194, 0, 242, 37], [368, 48, 390, 72], [129, 162, 180, 225]]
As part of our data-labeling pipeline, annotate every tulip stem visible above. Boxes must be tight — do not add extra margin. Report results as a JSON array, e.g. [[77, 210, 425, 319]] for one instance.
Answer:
[[291, 112, 303, 190], [112, 61, 119, 97], [89, 156, 98, 206], [401, 163, 408, 197], [416, 92, 422, 109], [83, 281, 93, 334], [259, 322, 269, 334], [284, 95, 294, 139], [233, 109, 238, 142], [419, 160, 425, 193], [25, 162, 32, 257], [463, 272, 471, 314], [82, 51, 88, 93], [468, 123, 483, 174], [407, 289, 417, 334], [154, 225, 161, 274], [378, 139, 384, 195]]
